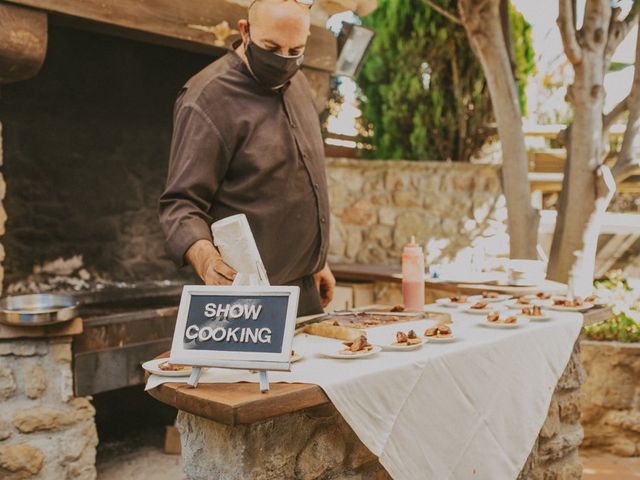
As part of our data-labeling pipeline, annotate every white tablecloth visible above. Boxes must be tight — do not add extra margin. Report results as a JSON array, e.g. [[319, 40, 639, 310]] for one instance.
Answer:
[[146, 306, 583, 480]]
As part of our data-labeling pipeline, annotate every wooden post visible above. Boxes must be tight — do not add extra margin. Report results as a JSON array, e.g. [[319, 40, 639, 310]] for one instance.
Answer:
[[0, 3, 48, 84]]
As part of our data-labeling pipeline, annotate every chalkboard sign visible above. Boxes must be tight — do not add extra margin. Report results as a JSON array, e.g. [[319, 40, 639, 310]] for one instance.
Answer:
[[169, 285, 300, 371]]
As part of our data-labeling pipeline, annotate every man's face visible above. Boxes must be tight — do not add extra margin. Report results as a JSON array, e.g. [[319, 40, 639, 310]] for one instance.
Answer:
[[240, 0, 310, 57]]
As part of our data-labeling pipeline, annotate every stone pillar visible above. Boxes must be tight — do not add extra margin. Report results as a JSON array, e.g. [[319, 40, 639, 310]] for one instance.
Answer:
[[517, 341, 585, 479], [0, 337, 98, 479], [176, 342, 585, 480], [177, 404, 390, 480]]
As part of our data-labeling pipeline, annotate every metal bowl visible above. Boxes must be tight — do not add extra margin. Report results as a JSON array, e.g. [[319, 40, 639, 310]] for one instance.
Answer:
[[0, 293, 78, 327]]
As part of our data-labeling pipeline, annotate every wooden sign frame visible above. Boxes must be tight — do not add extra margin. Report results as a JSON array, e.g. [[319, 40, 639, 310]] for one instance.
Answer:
[[169, 285, 300, 373]]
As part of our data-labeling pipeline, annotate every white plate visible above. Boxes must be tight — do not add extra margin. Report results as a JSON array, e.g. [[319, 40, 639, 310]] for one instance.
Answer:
[[480, 320, 526, 329], [435, 298, 469, 308], [549, 303, 593, 312], [142, 358, 193, 377], [320, 345, 382, 359], [467, 294, 512, 303], [504, 298, 547, 309], [518, 313, 551, 321], [382, 341, 423, 351], [424, 335, 457, 344], [462, 305, 504, 315]]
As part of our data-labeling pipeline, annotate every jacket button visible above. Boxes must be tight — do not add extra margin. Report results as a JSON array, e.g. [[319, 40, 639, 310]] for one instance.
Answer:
[[321, 217, 326, 223]]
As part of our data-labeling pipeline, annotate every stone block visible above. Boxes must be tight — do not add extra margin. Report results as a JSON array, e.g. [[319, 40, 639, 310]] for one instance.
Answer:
[[0, 415, 11, 441], [342, 199, 377, 227], [538, 425, 583, 463], [345, 227, 363, 260], [392, 191, 421, 208], [557, 347, 585, 391], [378, 207, 396, 227], [295, 427, 346, 479], [0, 341, 48, 357], [0, 366, 16, 400], [50, 341, 72, 363], [13, 397, 95, 433], [540, 398, 560, 439], [557, 390, 582, 425], [25, 364, 47, 399], [0, 443, 44, 478]]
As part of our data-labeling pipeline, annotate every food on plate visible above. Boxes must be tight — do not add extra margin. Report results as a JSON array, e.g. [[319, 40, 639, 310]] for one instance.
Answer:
[[394, 329, 421, 346], [470, 302, 490, 310], [535, 292, 551, 300], [390, 304, 405, 312], [487, 313, 517, 324], [516, 296, 531, 305], [553, 297, 584, 307], [584, 295, 600, 304], [521, 305, 544, 317], [341, 335, 374, 354], [481, 291, 499, 299], [291, 350, 296, 357], [424, 324, 453, 338], [158, 361, 189, 372], [449, 295, 468, 304]]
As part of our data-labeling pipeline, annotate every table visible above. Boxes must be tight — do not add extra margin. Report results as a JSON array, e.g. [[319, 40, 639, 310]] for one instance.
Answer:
[[147, 303, 593, 480]]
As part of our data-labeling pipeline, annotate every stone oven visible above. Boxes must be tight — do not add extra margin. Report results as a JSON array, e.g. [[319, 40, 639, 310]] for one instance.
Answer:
[[0, 1, 338, 477]]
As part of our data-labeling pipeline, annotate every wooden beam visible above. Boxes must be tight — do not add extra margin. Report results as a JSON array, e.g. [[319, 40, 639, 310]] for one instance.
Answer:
[[0, 2, 47, 84], [595, 233, 640, 277], [3, 0, 336, 72]]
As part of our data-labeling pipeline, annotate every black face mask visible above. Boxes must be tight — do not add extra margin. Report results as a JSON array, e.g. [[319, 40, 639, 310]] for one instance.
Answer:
[[245, 39, 304, 89]]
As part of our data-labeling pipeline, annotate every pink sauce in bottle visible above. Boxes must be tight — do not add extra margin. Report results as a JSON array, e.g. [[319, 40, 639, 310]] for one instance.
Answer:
[[402, 236, 425, 310]]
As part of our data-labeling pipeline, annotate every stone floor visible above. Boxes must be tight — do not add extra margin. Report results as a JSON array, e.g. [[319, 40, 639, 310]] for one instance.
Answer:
[[581, 449, 640, 480], [97, 444, 640, 480]]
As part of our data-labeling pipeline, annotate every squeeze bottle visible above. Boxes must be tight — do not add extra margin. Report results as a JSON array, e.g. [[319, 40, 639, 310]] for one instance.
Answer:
[[402, 236, 425, 310]]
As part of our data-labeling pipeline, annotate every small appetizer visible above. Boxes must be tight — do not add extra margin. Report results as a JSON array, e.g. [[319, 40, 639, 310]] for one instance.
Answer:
[[424, 324, 453, 338], [450, 295, 468, 304], [487, 313, 517, 324], [470, 302, 490, 310], [553, 297, 584, 307], [535, 292, 551, 300], [516, 297, 531, 305], [481, 291, 499, 299], [158, 361, 189, 372], [521, 305, 543, 317], [342, 335, 374, 354], [390, 304, 405, 312], [394, 330, 422, 346]]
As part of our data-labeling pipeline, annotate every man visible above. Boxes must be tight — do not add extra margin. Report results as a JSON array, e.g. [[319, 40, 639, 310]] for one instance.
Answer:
[[159, 0, 335, 315]]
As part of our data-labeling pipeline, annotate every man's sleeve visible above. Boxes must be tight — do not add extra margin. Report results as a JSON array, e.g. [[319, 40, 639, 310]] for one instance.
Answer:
[[159, 96, 232, 265]]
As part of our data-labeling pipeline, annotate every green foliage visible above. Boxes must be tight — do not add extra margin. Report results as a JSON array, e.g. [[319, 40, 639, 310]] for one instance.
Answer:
[[584, 312, 640, 343], [585, 271, 640, 343], [358, 0, 534, 161], [509, 5, 536, 115]]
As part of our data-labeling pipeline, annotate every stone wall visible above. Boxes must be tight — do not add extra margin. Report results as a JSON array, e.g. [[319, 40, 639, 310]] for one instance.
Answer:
[[581, 340, 640, 456], [325, 158, 506, 266], [0, 337, 97, 479], [176, 342, 584, 480]]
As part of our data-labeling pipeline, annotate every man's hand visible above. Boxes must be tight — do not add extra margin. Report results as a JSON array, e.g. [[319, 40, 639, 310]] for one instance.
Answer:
[[313, 263, 336, 308], [185, 239, 237, 285]]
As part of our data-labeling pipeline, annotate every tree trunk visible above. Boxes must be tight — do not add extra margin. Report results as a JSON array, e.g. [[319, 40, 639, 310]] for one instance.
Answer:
[[458, 0, 539, 260], [547, 0, 615, 295]]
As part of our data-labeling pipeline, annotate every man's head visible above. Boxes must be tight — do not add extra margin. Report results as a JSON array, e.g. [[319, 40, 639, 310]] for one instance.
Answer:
[[239, 0, 311, 57]]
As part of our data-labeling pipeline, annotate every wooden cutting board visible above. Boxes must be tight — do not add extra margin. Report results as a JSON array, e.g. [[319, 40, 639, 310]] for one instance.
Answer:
[[299, 306, 450, 341]]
